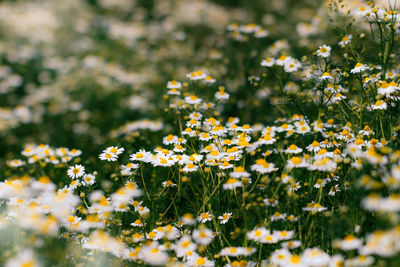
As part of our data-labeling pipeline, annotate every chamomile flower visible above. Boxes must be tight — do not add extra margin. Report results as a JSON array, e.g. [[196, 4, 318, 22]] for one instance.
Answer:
[[130, 219, 144, 227], [270, 248, 292, 265], [174, 235, 197, 257], [271, 211, 286, 221], [173, 144, 186, 153], [255, 28, 269, 38], [139, 244, 169, 266], [68, 148, 82, 157], [8, 159, 24, 167], [99, 152, 118, 161], [219, 161, 234, 170], [302, 248, 330, 266], [309, 158, 337, 172], [230, 166, 250, 178], [204, 76, 216, 84], [181, 213, 196, 225], [198, 132, 212, 141], [185, 95, 202, 105], [187, 70, 207, 80], [257, 133, 276, 145], [215, 87, 230, 100], [5, 249, 41, 267], [285, 254, 306, 267], [186, 119, 201, 127], [276, 55, 291, 66], [282, 240, 302, 249], [220, 247, 255, 257], [316, 45, 331, 58], [339, 34, 352, 46], [202, 102, 215, 110], [167, 80, 182, 89], [130, 150, 153, 162], [261, 57, 275, 67], [306, 141, 321, 152], [104, 146, 124, 155], [377, 81, 399, 97], [218, 213, 232, 224], [163, 134, 178, 145], [182, 163, 199, 173], [303, 202, 327, 213], [286, 156, 308, 169], [162, 180, 177, 188], [247, 227, 268, 242], [263, 198, 279, 207], [320, 72, 333, 81], [192, 227, 214, 245], [82, 174, 96, 186], [239, 23, 259, 33], [122, 162, 139, 172], [197, 212, 213, 223], [261, 233, 278, 244], [371, 100, 387, 110], [334, 234, 363, 251], [345, 255, 374, 267], [210, 125, 226, 136], [274, 230, 295, 241], [284, 144, 303, 154], [189, 112, 203, 120], [167, 88, 181, 95], [357, 6, 372, 16], [21, 146, 36, 157], [296, 124, 311, 134], [329, 255, 345, 267], [284, 59, 302, 73], [187, 256, 215, 267], [137, 206, 150, 216], [288, 182, 301, 192], [250, 159, 278, 173], [386, 71, 397, 79], [314, 178, 328, 189], [67, 164, 85, 179], [182, 127, 197, 137], [223, 178, 242, 190], [350, 63, 370, 74], [330, 92, 347, 104]]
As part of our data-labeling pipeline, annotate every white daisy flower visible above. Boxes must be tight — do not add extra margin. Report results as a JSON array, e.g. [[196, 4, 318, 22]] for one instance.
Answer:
[[67, 164, 85, 179], [316, 45, 331, 58], [167, 80, 182, 89], [218, 213, 232, 224], [371, 100, 387, 110], [197, 212, 213, 223], [350, 63, 370, 74], [185, 95, 202, 105], [99, 152, 118, 161], [261, 57, 275, 67]]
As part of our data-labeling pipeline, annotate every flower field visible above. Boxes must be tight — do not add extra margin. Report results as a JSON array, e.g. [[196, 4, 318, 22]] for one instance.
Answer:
[[1, 0, 400, 266]]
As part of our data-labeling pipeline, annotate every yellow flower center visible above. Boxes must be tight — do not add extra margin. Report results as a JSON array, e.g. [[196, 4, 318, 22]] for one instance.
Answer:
[[290, 157, 302, 164], [21, 261, 35, 267], [288, 144, 298, 150], [254, 230, 262, 237], [182, 241, 191, 248], [201, 213, 209, 219], [289, 255, 301, 264], [196, 257, 206, 265]]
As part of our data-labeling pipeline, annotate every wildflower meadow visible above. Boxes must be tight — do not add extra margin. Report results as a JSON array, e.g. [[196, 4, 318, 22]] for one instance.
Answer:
[[1, 0, 400, 266]]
